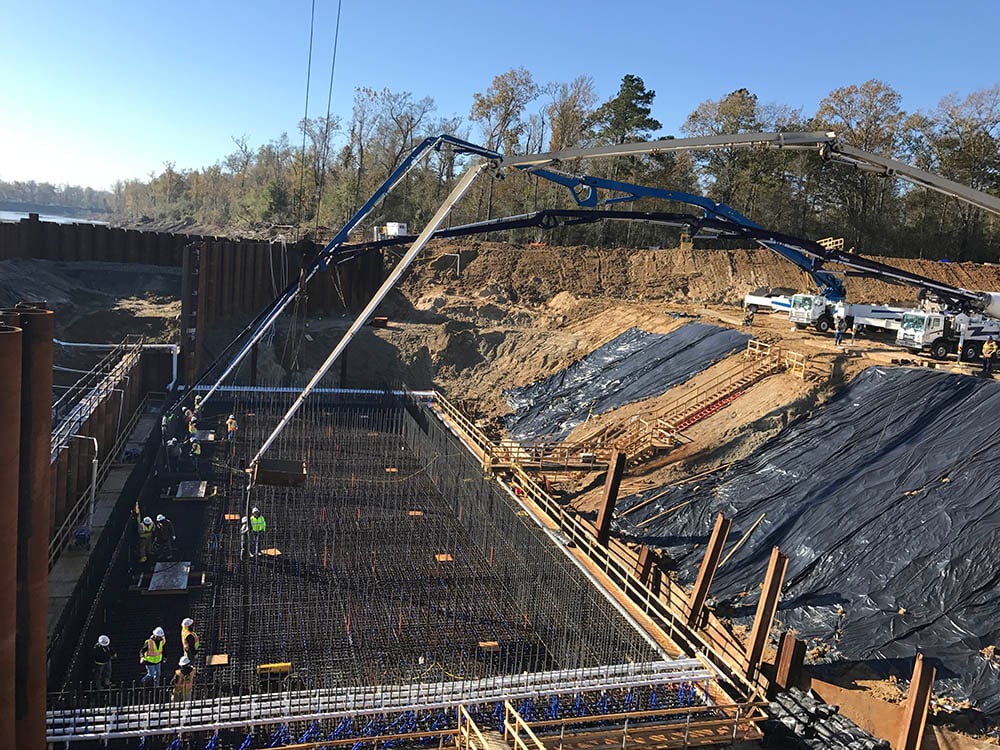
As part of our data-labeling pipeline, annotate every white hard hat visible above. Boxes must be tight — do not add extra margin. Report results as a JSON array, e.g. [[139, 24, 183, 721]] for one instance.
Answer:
[[156, 514, 166, 522], [252, 507, 260, 514], [179, 655, 191, 666], [229, 414, 235, 420], [182, 617, 194, 627], [98, 635, 110, 647], [143, 516, 153, 525], [153, 627, 165, 637]]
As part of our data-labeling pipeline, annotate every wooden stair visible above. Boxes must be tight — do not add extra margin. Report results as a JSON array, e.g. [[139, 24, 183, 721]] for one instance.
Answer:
[[567, 341, 791, 466]]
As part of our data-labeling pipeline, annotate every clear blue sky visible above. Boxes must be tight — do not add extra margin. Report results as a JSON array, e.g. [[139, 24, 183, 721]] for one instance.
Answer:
[[1, 0, 997, 191]]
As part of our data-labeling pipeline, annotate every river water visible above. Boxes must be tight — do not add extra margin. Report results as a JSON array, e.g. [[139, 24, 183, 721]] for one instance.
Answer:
[[0, 210, 107, 225]]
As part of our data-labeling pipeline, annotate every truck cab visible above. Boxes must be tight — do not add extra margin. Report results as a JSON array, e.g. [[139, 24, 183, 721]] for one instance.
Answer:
[[789, 294, 835, 332], [897, 311, 975, 359]]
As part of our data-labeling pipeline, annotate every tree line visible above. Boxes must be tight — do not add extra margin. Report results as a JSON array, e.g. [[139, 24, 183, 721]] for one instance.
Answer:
[[110, 72, 1000, 261], [0, 180, 112, 213]]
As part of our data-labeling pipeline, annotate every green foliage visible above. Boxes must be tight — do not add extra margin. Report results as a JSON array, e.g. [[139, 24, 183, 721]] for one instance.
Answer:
[[587, 74, 661, 145], [103, 73, 1000, 262]]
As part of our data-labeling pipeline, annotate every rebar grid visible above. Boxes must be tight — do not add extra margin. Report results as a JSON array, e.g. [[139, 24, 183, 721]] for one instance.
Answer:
[[192, 392, 659, 695]]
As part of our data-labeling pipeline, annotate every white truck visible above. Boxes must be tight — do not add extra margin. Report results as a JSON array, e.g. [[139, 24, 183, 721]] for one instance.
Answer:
[[896, 310, 1000, 360], [788, 293, 907, 333], [742, 287, 794, 315]]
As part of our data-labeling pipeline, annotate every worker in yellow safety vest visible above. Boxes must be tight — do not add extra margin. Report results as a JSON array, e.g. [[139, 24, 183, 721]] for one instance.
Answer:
[[181, 617, 200, 659], [139, 627, 165, 686], [171, 655, 196, 701], [249, 506, 266, 557], [137, 514, 154, 563], [190, 439, 201, 471], [983, 337, 998, 375]]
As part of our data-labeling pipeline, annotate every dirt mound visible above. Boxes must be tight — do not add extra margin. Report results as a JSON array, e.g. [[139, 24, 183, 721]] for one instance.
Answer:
[[401, 241, 1000, 308], [0, 259, 180, 342]]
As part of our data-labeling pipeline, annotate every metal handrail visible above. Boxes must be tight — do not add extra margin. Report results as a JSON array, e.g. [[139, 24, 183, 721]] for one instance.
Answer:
[[51, 341, 143, 463], [49, 394, 150, 569]]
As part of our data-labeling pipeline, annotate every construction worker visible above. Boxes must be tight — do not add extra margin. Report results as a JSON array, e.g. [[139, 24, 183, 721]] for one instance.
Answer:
[[155, 514, 176, 559], [171, 655, 196, 701], [92, 634, 115, 688], [181, 617, 200, 660], [137, 515, 155, 564], [190, 439, 201, 471], [139, 627, 166, 686], [249, 506, 266, 557], [226, 413, 238, 441], [983, 336, 998, 375], [188, 416, 198, 438], [193, 394, 203, 416], [834, 315, 848, 346], [164, 437, 180, 472]]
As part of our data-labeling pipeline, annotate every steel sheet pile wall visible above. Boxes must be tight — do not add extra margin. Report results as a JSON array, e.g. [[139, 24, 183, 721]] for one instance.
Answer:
[[505, 323, 750, 442], [617, 366, 1000, 716], [194, 392, 658, 694]]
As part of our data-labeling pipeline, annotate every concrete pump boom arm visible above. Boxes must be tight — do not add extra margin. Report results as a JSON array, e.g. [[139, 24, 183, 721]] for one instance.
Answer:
[[502, 131, 1000, 218]]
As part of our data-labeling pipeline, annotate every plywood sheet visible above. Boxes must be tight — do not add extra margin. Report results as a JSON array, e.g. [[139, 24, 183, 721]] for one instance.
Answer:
[[147, 561, 191, 592]]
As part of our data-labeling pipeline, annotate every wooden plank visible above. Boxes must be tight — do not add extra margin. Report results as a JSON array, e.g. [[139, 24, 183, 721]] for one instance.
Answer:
[[435, 553, 453, 562], [207, 654, 229, 666], [147, 561, 192, 592]]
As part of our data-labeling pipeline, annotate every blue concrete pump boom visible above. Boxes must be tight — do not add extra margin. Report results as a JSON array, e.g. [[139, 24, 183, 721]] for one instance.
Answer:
[[528, 168, 848, 300]]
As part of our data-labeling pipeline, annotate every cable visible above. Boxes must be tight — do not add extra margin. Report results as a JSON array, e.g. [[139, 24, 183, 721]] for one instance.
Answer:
[[314, 0, 344, 235], [294, 0, 318, 241]]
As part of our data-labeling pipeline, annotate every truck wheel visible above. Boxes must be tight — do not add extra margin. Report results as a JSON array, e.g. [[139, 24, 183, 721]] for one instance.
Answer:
[[930, 339, 951, 360], [963, 343, 981, 361], [816, 316, 833, 333], [747, 304, 759, 314], [794, 323, 807, 330]]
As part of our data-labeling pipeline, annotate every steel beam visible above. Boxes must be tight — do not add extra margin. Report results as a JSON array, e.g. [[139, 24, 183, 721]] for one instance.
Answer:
[[772, 631, 805, 693], [745, 546, 788, 683], [687, 513, 732, 628], [896, 653, 935, 750], [0, 325, 21, 750], [595, 451, 627, 545]]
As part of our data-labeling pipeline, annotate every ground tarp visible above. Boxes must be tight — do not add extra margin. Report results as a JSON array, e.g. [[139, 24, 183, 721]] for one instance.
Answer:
[[504, 323, 750, 442], [615, 367, 1000, 715]]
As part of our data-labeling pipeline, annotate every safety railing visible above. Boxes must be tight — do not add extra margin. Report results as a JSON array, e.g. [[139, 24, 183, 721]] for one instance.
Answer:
[[513, 702, 766, 747], [49, 394, 151, 569], [430, 394, 495, 469], [504, 701, 546, 750], [51, 340, 144, 463], [458, 705, 494, 750], [502, 462, 765, 698]]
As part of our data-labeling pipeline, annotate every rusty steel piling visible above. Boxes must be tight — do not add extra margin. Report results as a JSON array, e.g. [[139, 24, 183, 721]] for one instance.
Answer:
[[0, 325, 22, 748], [2, 307, 54, 750]]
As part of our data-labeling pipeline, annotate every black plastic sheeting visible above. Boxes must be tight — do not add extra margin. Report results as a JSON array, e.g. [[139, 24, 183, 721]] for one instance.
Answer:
[[616, 367, 1000, 716], [504, 323, 749, 442]]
